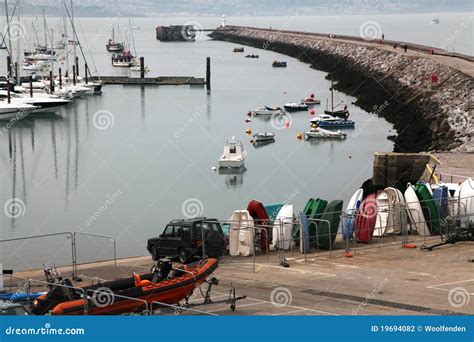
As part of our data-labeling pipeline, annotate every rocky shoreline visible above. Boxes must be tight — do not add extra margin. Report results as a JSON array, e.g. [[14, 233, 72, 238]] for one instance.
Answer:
[[210, 27, 473, 153]]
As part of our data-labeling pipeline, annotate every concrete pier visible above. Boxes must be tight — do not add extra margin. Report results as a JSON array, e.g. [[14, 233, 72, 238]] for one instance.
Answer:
[[10, 241, 474, 316], [210, 26, 473, 153]]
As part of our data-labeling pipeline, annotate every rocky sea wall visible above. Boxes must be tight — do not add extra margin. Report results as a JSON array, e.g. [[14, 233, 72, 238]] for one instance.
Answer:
[[210, 27, 473, 153]]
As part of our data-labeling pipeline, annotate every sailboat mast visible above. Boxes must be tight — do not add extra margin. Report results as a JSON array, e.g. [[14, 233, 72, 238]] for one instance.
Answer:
[[4, 0, 13, 78], [42, 9, 47, 46], [71, 0, 76, 65], [16, 0, 20, 84], [63, 0, 69, 77], [331, 73, 334, 112]]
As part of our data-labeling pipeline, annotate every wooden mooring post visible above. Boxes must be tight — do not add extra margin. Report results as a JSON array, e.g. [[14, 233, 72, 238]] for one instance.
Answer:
[[140, 57, 145, 79], [206, 57, 211, 91]]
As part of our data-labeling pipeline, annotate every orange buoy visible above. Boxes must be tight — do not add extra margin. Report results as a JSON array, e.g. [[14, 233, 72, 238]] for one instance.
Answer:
[[297, 133, 303, 140], [402, 243, 417, 249], [344, 252, 353, 258], [246, 128, 252, 134]]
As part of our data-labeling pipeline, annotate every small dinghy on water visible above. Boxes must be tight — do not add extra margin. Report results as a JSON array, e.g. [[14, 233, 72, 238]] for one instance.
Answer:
[[343, 189, 363, 242], [404, 184, 430, 236], [305, 127, 346, 139], [302, 93, 321, 105], [385, 187, 407, 235], [272, 61, 287, 67], [355, 194, 377, 243], [374, 191, 390, 237], [284, 102, 308, 112], [271, 204, 293, 250], [253, 132, 275, 143], [251, 106, 284, 116], [229, 210, 255, 257]]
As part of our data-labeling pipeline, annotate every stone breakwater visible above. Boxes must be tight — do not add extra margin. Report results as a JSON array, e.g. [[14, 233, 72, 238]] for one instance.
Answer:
[[210, 27, 473, 153]]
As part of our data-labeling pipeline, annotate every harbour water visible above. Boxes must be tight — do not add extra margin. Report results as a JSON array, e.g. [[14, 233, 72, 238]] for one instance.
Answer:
[[0, 13, 470, 269]]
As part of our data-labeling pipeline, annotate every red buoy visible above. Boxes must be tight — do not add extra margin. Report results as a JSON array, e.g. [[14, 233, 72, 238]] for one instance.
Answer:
[[310, 93, 315, 98], [310, 109, 315, 115]]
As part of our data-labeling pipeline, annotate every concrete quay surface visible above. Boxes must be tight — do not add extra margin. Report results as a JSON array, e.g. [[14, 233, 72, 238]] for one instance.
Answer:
[[14, 240, 474, 316]]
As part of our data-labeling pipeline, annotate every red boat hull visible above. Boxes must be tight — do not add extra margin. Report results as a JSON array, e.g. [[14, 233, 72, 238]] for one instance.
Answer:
[[247, 200, 270, 251], [355, 194, 377, 244]]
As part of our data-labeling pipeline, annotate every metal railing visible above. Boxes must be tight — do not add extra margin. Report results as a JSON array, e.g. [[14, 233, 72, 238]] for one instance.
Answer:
[[0, 231, 116, 278]]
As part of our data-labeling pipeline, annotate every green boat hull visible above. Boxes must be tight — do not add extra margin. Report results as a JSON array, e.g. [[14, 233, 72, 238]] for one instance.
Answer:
[[414, 184, 442, 235], [302, 198, 328, 246], [317, 200, 343, 250]]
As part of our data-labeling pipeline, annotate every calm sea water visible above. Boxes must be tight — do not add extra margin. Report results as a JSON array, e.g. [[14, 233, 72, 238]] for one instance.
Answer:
[[0, 13, 470, 270]]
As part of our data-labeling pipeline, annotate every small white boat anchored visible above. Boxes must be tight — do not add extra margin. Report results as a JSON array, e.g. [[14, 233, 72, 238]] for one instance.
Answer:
[[253, 132, 275, 142], [304, 127, 346, 139], [251, 106, 284, 116], [218, 137, 247, 169]]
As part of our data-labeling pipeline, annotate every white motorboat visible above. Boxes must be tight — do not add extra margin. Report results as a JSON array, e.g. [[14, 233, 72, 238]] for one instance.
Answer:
[[304, 127, 346, 139], [0, 101, 37, 120], [251, 106, 284, 116], [284, 102, 308, 112], [218, 138, 247, 169], [253, 132, 275, 142], [0, 91, 71, 114]]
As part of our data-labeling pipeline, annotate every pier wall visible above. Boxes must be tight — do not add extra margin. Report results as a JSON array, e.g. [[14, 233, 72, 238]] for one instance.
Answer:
[[209, 27, 473, 153]]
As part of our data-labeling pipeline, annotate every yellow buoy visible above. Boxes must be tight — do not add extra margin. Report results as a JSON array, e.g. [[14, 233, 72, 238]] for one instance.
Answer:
[[297, 133, 303, 140], [246, 128, 252, 134]]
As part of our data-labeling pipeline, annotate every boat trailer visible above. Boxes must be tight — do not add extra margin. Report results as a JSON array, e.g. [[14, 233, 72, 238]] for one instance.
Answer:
[[421, 220, 474, 251], [177, 277, 247, 313]]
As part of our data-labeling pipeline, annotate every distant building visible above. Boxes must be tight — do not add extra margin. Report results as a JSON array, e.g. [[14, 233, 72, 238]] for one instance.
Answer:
[[155, 25, 195, 42]]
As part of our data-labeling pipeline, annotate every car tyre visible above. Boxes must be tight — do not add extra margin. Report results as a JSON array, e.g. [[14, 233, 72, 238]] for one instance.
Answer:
[[151, 245, 160, 261], [178, 248, 189, 264]]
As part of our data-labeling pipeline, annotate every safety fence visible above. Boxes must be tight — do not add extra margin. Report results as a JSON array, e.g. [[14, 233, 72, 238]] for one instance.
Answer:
[[211, 194, 474, 271], [0, 232, 117, 277]]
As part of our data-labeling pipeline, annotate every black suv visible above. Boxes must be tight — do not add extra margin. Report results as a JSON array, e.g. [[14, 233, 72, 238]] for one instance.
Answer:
[[147, 217, 226, 263]]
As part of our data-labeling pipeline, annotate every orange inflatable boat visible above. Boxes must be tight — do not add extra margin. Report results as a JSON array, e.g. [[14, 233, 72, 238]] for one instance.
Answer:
[[32, 258, 218, 315]]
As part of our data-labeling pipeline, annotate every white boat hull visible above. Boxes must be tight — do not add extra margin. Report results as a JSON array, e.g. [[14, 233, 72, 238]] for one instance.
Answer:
[[271, 204, 293, 250], [229, 210, 254, 257], [374, 191, 390, 237], [385, 187, 407, 235]]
